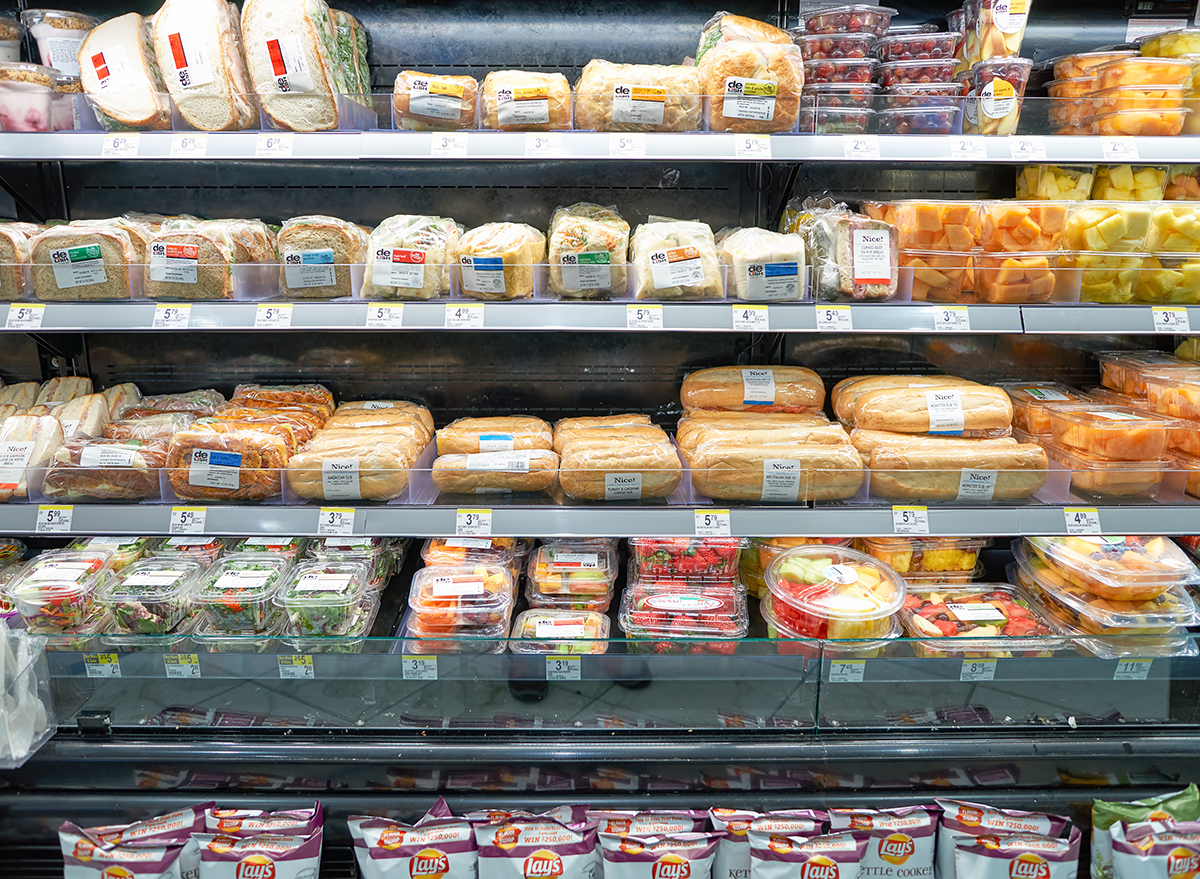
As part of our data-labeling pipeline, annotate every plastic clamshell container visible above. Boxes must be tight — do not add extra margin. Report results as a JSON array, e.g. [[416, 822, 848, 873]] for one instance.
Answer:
[[974, 252, 1059, 303], [1047, 77, 1097, 100], [1145, 204, 1200, 252], [45, 607, 112, 653], [799, 104, 874, 133], [524, 578, 613, 613], [762, 592, 902, 658], [67, 536, 150, 571], [764, 544, 906, 640], [401, 609, 510, 654], [876, 58, 957, 87], [802, 58, 877, 84], [274, 559, 371, 637], [628, 537, 745, 581], [995, 382, 1089, 435], [310, 536, 386, 557], [742, 537, 857, 600], [856, 536, 991, 574], [192, 611, 286, 653], [902, 250, 972, 302], [528, 543, 618, 596], [1092, 164, 1169, 201], [879, 82, 964, 109], [408, 564, 515, 626], [1084, 108, 1190, 137], [420, 536, 517, 567], [874, 106, 956, 134], [794, 32, 877, 61], [4, 551, 110, 634], [802, 82, 880, 109], [803, 5, 897, 37], [1096, 57, 1194, 90], [1047, 403, 1178, 461], [898, 583, 1061, 658], [510, 609, 610, 654], [1023, 535, 1199, 602], [874, 32, 960, 62], [94, 558, 202, 635], [618, 582, 749, 652], [1043, 440, 1171, 498], [979, 201, 1069, 252], [1096, 350, 1190, 397], [1142, 370, 1200, 421], [1062, 251, 1147, 303], [1091, 84, 1187, 114], [900, 563, 986, 587], [193, 554, 290, 633], [1064, 202, 1153, 253], [0, 538, 24, 566], [148, 536, 227, 565], [1018, 165, 1094, 202], [229, 535, 309, 560], [1053, 50, 1137, 81], [1137, 27, 1200, 56]]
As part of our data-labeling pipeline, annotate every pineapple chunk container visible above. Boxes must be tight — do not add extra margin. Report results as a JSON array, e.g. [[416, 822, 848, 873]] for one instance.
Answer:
[[855, 536, 990, 575]]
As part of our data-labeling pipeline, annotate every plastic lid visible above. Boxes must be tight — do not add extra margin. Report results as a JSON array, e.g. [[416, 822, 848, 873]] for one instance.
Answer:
[[403, 607, 510, 640], [762, 592, 901, 642], [996, 382, 1087, 405], [627, 537, 746, 581], [309, 536, 384, 555], [232, 536, 308, 554], [420, 536, 516, 566], [0, 537, 25, 564], [874, 31, 960, 53], [618, 583, 749, 639], [802, 82, 882, 92], [6, 551, 110, 599], [276, 559, 370, 605], [0, 61, 56, 84], [195, 555, 291, 604], [511, 609, 611, 653], [1023, 535, 1199, 597], [151, 536, 226, 555], [764, 544, 906, 621], [69, 536, 150, 555], [96, 558, 201, 603], [20, 10, 101, 27], [878, 58, 957, 72], [795, 31, 876, 44], [529, 544, 618, 594], [899, 583, 1056, 638], [803, 58, 879, 70], [524, 578, 614, 613], [408, 564, 515, 624], [1041, 438, 1172, 471], [1049, 403, 1179, 430], [859, 535, 992, 551]]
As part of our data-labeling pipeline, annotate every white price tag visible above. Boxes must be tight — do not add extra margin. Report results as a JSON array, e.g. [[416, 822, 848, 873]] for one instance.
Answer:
[[430, 133, 469, 158], [152, 304, 191, 329], [84, 653, 121, 678], [318, 507, 355, 536], [960, 659, 997, 682], [694, 509, 732, 537], [1101, 138, 1139, 162], [36, 505, 73, 533], [5, 303, 44, 330], [456, 508, 493, 536], [1113, 659, 1153, 681], [609, 133, 646, 157], [365, 303, 404, 328], [255, 304, 293, 328], [402, 655, 438, 681], [815, 304, 853, 332], [829, 660, 866, 683], [256, 133, 294, 158], [1064, 506, 1102, 535], [163, 654, 201, 679], [1008, 135, 1047, 162], [524, 133, 561, 157], [933, 306, 971, 333], [169, 133, 207, 158], [277, 655, 314, 679], [732, 304, 769, 331], [101, 133, 139, 158], [735, 134, 771, 160], [445, 303, 485, 328], [626, 304, 664, 330], [892, 505, 930, 535], [842, 135, 880, 160], [169, 506, 206, 535], [546, 656, 581, 681], [949, 137, 988, 161], [1153, 307, 1190, 334]]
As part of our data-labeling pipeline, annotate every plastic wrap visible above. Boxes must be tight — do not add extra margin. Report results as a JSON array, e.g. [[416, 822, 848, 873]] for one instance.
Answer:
[[231, 383, 334, 411], [287, 433, 422, 501], [456, 222, 546, 300], [144, 222, 238, 301], [436, 416, 552, 455], [362, 214, 461, 300], [574, 60, 702, 132], [42, 437, 167, 501], [806, 211, 898, 301], [681, 366, 825, 414], [0, 415, 64, 502], [277, 215, 369, 299], [851, 384, 1013, 435], [719, 227, 805, 301], [696, 12, 791, 68], [702, 40, 804, 133], [547, 203, 630, 298], [432, 449, 559, 494], [165, 426, 289, 501], [127, 389, 225, 417], [104, 412, 195, 442], [29, 224, 136, 301], [630, 219, 723, 300], [0, 223, 36, 301], [392, 70, 478, 130], [480, 71, 571, 131], [558, 437, 682, 500], [79, 13, 171, 131]]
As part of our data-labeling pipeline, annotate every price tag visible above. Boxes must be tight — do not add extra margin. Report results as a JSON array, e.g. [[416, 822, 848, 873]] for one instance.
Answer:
[[960, 659, 997, 682], [101, 133, 140, 158], [163, 654, 201, 679], [1101, 138, 1139, 162], [524, 133, 561, 157], [36, 505, 73, 533], [5, 303, 45, 330], [732, 304, 769, 331], [829, 660, 866, 683], [949, 137, 988, 161], [318, 507, 355, 536], [445, 303, 484, 328], [430, 133, 469, 158], [152, 304, 191, 329], [933, 306, 971, 333], [365, 303, 404, 328], [277, 655, 315, 679], [1008, 135, 1046, 162], [169, 133, 207, 158], [1153, 307, 1190, 334], [892, 505, 930, 535], [254, 304, 293, 328], [626, 304, 664, 330], [735, 134, 771, 160], [169, 506, 206, 535], [546, 656, 581, 681], [1064, 507, 1102, 535], [1113, 659, 1153, 681], [694, 509, 732, 537], [842, 135, 880, 160], [256, 133, 294, 158], [815, 304, 853, 332], [456, 508, 493, 537], [84, 653, 121, 678], [402, 655, 438, 681], [609, 133, 646, 157]]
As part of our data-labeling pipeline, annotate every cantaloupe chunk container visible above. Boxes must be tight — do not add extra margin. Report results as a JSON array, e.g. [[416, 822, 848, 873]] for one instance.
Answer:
[[901, 250, 972, 302], [892, 201, 978, 251], [1141, 370, 1200, 422], [979, 201, 1067, 252], [1084, 108, 1190, 137], [1091, 84, 1186, 114], [1047, 403, 1179, 461], [1054, 50, 1136, 81], [1164, 166, 1200, 201], [1092, 165, 1168, 201], [974, 252, 1057, 303], [1096, 57, 1194, 89]]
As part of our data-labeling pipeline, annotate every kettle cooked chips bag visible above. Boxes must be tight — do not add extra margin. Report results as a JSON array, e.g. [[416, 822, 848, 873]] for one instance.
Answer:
[[828, 807, 937, 879], [952, 828, 1081, 879], [748, 829, 869, 879], [710, 809, 827, 879], [1091, 785, 1200, 879], [936, 800, 1070, 879]]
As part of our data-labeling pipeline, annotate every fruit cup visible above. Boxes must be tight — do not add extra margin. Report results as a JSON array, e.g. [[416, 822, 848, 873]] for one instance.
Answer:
[[804, 5, 897, 37], [1142, 370, 1200, 421], [996, 381, 1089, 435], [879, 81, 965, 110], [1060, 252, 1145, 303], [1022, 535, 1200, 602], [739, 537, 854, 599], [799, 104, 874, 133], [1137, 27, 1200, 58], [899, 584, 1058, 658], [1135, 254, 1200, 303], [802, 82, 880, 109], [974, 253, 1057, 303], [802, 58, 877, 85], [971, 57, 1031, 135], [794, 32, 877, 61], [1084, 108, 1190, 137], [1095, 350, 1191, 397], [856, 536, 990, 574], [1027, 165, 1095, 201], [874, 106, 957, 134], [960, 0, 980, 71], [1053, 51, 1137, 81], [1042, 440, 1171, 498], [627, 537, 744, 581], [1090, 85, 1186, 115], [1145, 205, 1200, 252], [1091, 165, 1168, 202], [975, 0, 1031, 61]]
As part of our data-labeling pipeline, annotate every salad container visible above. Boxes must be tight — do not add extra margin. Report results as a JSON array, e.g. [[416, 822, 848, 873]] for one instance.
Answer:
[[94, 558, 202, 635], [148, 536, 226, 566], [306, 536, 392, 590], [408, 564, 515, 627], [0, 562, 18, 618], [528, 543, 618, 597], [510, 609, 610, 654], [68, 536, 150, 571], [45, 606, 113, 652], [193, 554, 291, 633], [618, 581, 748, 654], [856, 536, 990, 574], [898, 583, 1060, 658], [4, 551, 111, 634], [0, 538, 25, 566], [762, 592, 901, 658], [627, 537, 744, 581], [275, 560, 372, 636], [229, 536, 309, 561], [192, 612, 286, 653], [285, 596, 380, 654], [1021, 535, 1199, 602]]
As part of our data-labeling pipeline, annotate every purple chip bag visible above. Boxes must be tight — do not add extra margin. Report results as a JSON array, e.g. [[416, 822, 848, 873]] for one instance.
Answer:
[[588, 810, 708, 836], [60, 824, 187, 879], [600, 832, 723, 879], [935, 801, 1071, 879], [829, 807, 937, 879], [84, 802, 215, 849], [748, 829, 870, 879], [1112, 820, 1200, 879], [204, 802, 322, 838], [952, 827, 1081, 879], [193, 829, 323, 879], [711, 810, 828, 879], [478, 818, 601, 879], [348, 813, 478, 879]]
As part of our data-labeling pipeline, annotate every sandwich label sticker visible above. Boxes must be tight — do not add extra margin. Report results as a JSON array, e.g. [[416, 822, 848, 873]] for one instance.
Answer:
[[612, 84, 666, 125], [373, 247, 426, 289], [648, 246, 704, 289], [496, 85, 550, 125], [851, 229, 892, 285], [188, 448, 241, 490], [149, 242, 199, 285], [0, 441, 34, 490], [925, 389, 966, 434], [89, 44, 131, 91], [723, 77, 778, 121], [742, 368, 776, 404], [956, 468, 997, 502], [761, 459, 803, 502], [478, 433, 515, 452], [459, 256, 506, 295], [559, 251, 612, 290], [465, 450, 532, 472], [745, 262, 799, 300], [605, 472, 642, 501], [284, 249, 337, 289], [409, 76, 465, 119], [79, 442, 139, 468], [265, 34, 315, 93], [165, 30, 215, 89], [49, 245, 107, 290], [320, 459, 361, 500]]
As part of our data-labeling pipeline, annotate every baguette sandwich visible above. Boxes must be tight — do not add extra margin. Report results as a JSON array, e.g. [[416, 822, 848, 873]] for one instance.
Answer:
[[689, 441, 864, 502], [852, 385, 1014, 435], [681, 365, 825, 413], [558, 436, 682, 500], [436, 416, 552, 456], [432, 449, 559, 494], [43, 437, 167, 501]]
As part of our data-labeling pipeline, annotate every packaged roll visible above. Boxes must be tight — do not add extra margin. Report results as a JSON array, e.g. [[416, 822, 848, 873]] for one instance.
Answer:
[[702, 40, 805, 134], [144, 222, 237, 301], [43, 437, 167, 501], [456, 222, 546, 301], [559, 437, 682, 500], [554, 413, 652, 432], [105, 412, 195, 442], [30, 225, 136, 301], [232, 382, 334, 410], [719, 227, 806, 301], [850, 428, 1018, 458], [0, 415, 64, 501], [0, 382, 38, 410], [166, 426, 290, 500], [696, 11, 792, 67], [437, 416, 553, 456], [832, 375, 977, 424], [0, 223, 39, 301], [862, 434, 1048, 501], [36, 377, 93, 405], [681, 366, 825, 413], [79, 13, 172, 131], [392, 70, 478, 130], [680, 422, 851, 455], [690, 442, 865, 502], [125, 389, 225, 417], [573, 60, 702, 132], [286, 437, 423, 501], [101, 382, 141, 419], [631, 219, 723, 300], [362, 214, 461, 300], [852, 384, 1014, 435], [547, 203, 630, 298], [432, 449, 560, 494], [278, 215, 369, 299], [334, 400, 434, 434], [481, 70, 571, 131], [553, 425, 669, 455], [54, 393, 110, 439]]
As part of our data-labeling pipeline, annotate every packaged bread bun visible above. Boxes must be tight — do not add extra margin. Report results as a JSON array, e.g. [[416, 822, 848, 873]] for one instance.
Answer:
[[330, 401, 434, 437], [852, 384, 1014, 435], [681, 366, 825, 413], [696, 12, 792, 68], [456, 222, 546, 300], [719, 227, 806, 301], [553, 424, 669, 455], [432, 449, 560, 494], [631, 219, 723, 300], [286, 432, 424, 501], [833, 375, 979, 425], [144, 222, 238, 301], [277, 215, 369, 299], [690, 441, 864, 502], [0, 222, 38, 301], [679, 422, 850, 454], [30, 225, 135, 301], [363, 214, 461, 300], [554, 414, 652, 432], [547, 203, 630, 298], [0, 414, 64, 501], [573, 60, 702, 132], [559, 436, 682, 501], [436, 416, 553, 456], [702, 41, 804, 134], [392, 71, 478, 130], [481, 71, 571, 131]]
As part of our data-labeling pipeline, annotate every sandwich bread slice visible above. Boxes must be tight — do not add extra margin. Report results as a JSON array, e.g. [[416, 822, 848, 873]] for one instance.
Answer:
[[241, 0, 341, 131], [79, 13, 172, 131]]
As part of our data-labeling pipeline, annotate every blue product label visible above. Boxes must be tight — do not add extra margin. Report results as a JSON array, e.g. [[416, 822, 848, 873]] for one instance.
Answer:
[[208, 451, 243, 468], [472, 257, 503, 271], [765, 262, 798, 277], [300, 250, 335, 265]]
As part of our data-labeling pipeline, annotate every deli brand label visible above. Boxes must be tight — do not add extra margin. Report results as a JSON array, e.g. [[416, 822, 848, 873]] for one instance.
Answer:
[[265, 34, 315, 93], [649, 246, 704, 290], [496, 86, 551, 126], [460, 256, 506, 295], [284, 249, 337, 289], [50, 245, 107, 290], [166, 29, 216, 89], [149, 241, 200, 285], [374, 247, 427, 289], [723, 77, 778, 121], [321, 459, 361, 500], [559, 250, 612, 290], [410, 75, 465, 120], [613, 84, 666, 125]]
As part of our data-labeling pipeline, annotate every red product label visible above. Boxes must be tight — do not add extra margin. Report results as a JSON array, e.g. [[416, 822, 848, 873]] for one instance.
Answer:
[[91, 52, 109, 80], [653, 855, 692, 879], [800, 857, 839, 879], [392, 249, 425, 264], [410, 848, 450, 879], [164, 244, 199, 260], [168, 33, 188, 70], [267, 39, 287, 77]]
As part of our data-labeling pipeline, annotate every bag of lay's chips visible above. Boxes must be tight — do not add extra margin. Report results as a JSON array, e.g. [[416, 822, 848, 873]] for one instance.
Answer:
[[1111, 819, 1200, 879], [1091, 785, 1200, 879], [83, 802, 214, 848], [477, 818, 600, 879], [710, 809, 827, 879], [748, 828, 870, 879], [61, 824, 187, 879], [589, 811, 709, 836], [600, 832, 723, 879], [467, 806, 591, 826], [205, 802, 323, 838], [935, 801, 1070, 879], [348, 811, 478, 879], [952, 827, 1081, 879], [828, 807, 937, 879], [194, 829, 323, 879]]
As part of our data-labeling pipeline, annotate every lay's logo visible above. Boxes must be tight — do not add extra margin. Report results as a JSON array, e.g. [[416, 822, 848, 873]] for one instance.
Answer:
[[410, 848, 450, 879], [652, 853, 691, 879], [878, 834, 915, 866], [236, 855, 276, 879], [1167, 847, 1200, 879], [1009, 853, 1050, 879], [100, 868, 135, 879], [524, 849, 564, 879], [800, 855, 839, 879]]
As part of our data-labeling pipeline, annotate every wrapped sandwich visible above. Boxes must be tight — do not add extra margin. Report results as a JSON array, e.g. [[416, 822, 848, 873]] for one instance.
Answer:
[[681, 366, 826, 413], [696, 11, 792, 68], [433, 449, 560, 495], [807, 211, 899, 301], [0, 415, 64, 502], [559, 435, 682, 501], [43, 437, 167, 501], [0, 382, 39, 411], [456, 222, 546, 301], [36, 377, 93, 406], [437, 416, 553, 455], [331, 9, 372, 108], [719, 227, 806, 300], [30, 225, 136, 301], [631, 218, 723, 300], [547, 203, 630, 298], [79, 13, 172, 131], [573, 60, 702, 132], [145, 222, 238, 301], [277, 215, 369, 299], [362, 214, 461, 300], [0, 223, 40, 301], [481, 71, 572, 131], [702, 40, 804, 134], [392, 70, 478, 130]]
